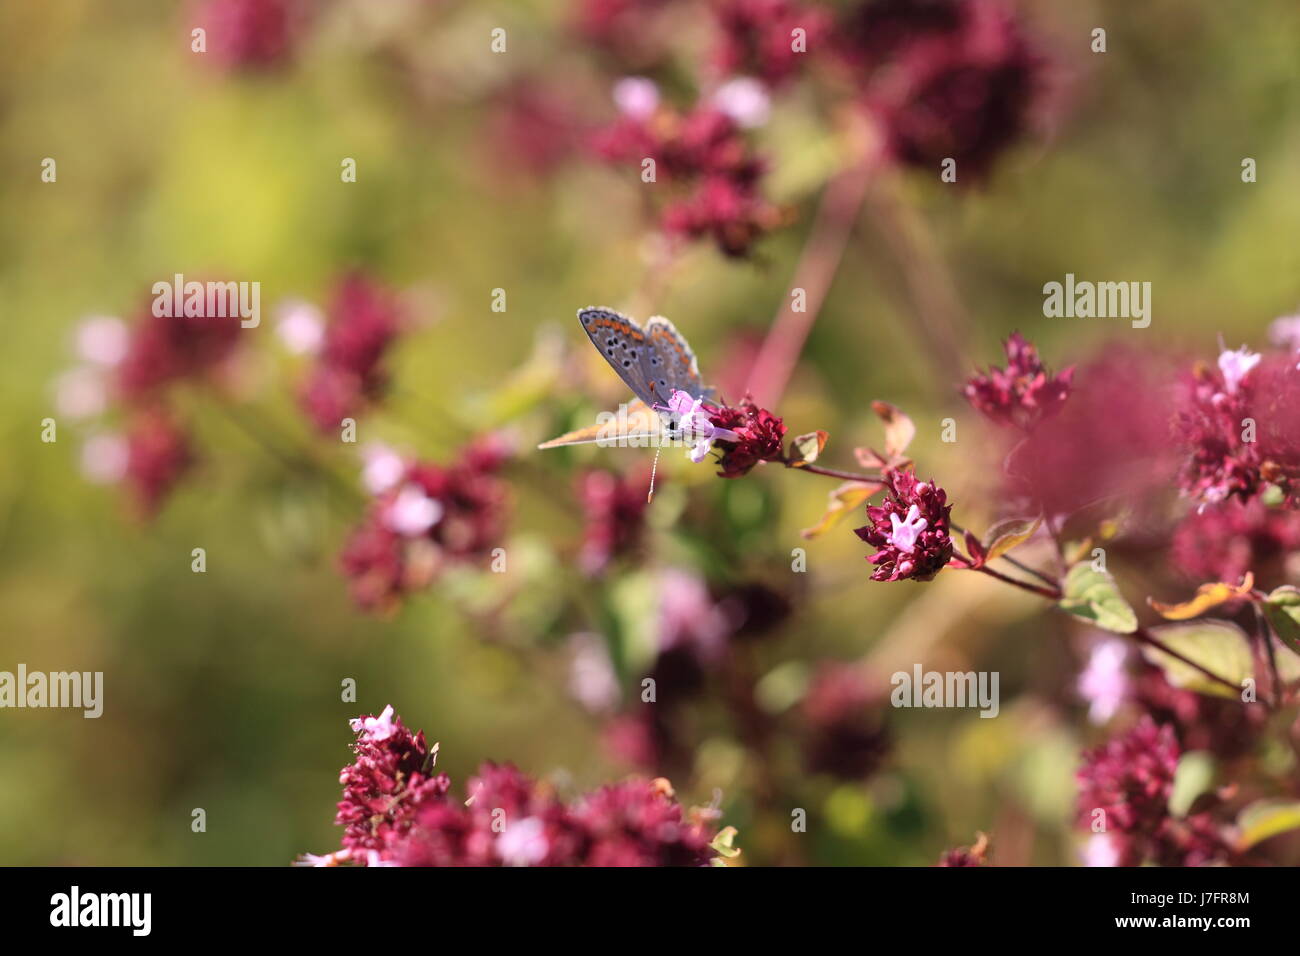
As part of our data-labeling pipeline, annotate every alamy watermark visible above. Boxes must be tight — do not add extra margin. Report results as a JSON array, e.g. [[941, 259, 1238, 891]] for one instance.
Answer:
[[890, 665, 1000, 718], [1043, 273, 1151, 329], [0, 665, 102, 718], [152, 273, 260, 327], [50, 886, 150, 936]]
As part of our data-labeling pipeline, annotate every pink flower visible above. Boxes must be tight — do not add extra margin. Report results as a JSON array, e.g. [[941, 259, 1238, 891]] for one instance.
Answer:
[[196, 0, 307, 72], [75, 316, 129, 366], [854, 470, 952, 581], [117, 302, 243, 402], [382, 485, 444, 537], [576, 466, 652, 575], [567, 633, 620, 713], [1004, 344, 1179, 517], [339, 439, 510, 611], [320, 708, 728, 866], [964, 331, 1073, 431], [274, 299, 324, 355], [81, 433, 129, 484], [665, 389, 740, 462], [497, 817, 550, 866], [658, 568, 729, 662], [1217, 344, 1260, 395], [335, 707, 450, 855], [298, 274, 402, 433], [710, 78, 772, 129], [1268, 311, 1300, 352], [612, 76, 660, 119], [592, 104, 780, 256], [711, 0, 831, 87], [1081, 833, 1121, 868], [1077, 638, 1129, 725], [54, 368, 107, 420], [888, 503, 927, 554], [360, 443, 406, 496], [703, 398, 788, 477], [349, 704, 398, 742], [122, 408, 194, 517], [1077, 716, 1178, 839], [1169, 497, 1300, 589]]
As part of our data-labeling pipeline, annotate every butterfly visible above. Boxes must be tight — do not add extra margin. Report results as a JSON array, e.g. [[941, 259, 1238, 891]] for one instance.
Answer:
[[537, 307, 713, 451]]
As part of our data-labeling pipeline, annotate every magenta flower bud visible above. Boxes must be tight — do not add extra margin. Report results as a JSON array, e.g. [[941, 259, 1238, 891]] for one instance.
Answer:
[[854, 470, 952, 581]]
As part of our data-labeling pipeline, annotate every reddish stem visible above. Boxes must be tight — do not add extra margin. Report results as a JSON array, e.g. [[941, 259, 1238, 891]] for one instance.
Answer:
[[782, 460, 883, 484], [972, 563, 1062, 600], [1131, 626, 1245, 700], [746, 154, 878, 408]]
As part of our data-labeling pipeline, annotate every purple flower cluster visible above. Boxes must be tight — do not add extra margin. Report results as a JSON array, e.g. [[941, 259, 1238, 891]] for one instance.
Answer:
[[711, 0, 832, 87], [121, 408, 195, 517], [705, 398, 789, 477], [576, 465, 653, 575], [854, 469, 952, 581], [936, 832, 989, 866], [194, 0, 307, 72], [339, 438, 511, 612], [594, 102, 781, 257], [64, 291, 249, 517], [836, 0, 1050, 180], [1173, 348, 1300, 509], [1076, 716, 1231, 867], [297, 274, 403, 434], [800, 663, 891, 780], [1169, 497, 1300, 588], [319, 706, 727, 867], [964, 331, 1074, 431]]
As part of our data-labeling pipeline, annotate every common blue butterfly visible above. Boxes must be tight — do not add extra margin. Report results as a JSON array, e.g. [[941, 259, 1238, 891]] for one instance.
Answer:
[[537, 307, 714, 450]]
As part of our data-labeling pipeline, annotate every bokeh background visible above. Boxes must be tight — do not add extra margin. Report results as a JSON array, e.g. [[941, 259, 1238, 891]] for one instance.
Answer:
[[1, 0, 1299, 866]]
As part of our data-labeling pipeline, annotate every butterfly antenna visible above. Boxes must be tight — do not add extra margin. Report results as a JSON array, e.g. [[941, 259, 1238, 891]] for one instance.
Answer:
[[647, 447, 662, 503]]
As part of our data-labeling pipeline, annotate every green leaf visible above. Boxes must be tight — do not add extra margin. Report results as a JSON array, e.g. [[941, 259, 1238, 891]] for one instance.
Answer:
[[1058, 562, 1137, 633], [787, 430, 828, 467], [1168, 751, 1215, 818], [983, 516, 1042, 562], [1140, 621, 1253, 700], [1262, 585, 1300, 656], [1236, 799, 1300, 850]]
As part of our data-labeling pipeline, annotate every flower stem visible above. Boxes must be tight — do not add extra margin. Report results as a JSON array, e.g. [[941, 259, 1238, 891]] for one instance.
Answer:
[[1132, 626, 1245, 699], [861, 170, 968, 387], [781, 460, 883, 483], [1253, 604, 1283, 708], [746, 153, 878, 408], [949, 520, 1062, 590], [972, 563, 1062, 600]]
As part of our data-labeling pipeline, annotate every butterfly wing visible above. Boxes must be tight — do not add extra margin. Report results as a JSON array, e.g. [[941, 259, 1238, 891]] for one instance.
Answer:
[[644, 315, 707, 401], [577, 307, 662, 407], [537, 398, 665, 449], [548, 307, 710, 452]]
